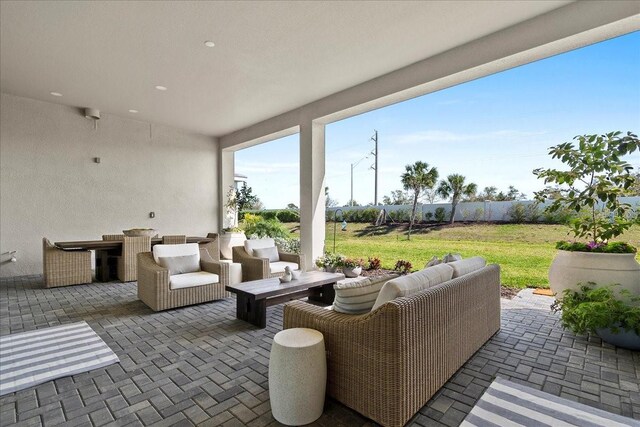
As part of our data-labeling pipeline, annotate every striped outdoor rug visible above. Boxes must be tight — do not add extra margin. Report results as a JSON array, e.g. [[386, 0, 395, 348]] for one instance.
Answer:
[[0, 321, 119, 396], [461, 377, 640, 427]]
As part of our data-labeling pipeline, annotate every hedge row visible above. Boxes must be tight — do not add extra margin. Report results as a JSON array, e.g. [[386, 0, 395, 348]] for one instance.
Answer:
[[239, 209, 300, 223]]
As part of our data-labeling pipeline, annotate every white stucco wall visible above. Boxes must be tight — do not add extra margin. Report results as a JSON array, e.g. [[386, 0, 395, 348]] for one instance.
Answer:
[[0, 93, 219, 277]]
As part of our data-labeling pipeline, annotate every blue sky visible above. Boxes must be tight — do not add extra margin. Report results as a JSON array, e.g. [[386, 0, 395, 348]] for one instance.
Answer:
[[236, 31, 640, 209]]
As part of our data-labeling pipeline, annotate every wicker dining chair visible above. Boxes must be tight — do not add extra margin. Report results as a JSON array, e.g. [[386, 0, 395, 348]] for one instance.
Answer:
[[162, 235, 186, 244], [42, 238, 92, 288]]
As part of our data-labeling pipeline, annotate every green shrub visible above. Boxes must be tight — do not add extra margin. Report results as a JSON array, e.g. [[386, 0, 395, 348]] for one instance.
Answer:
[[542, 206, 574, 224], [260, 210, 278, 220], [276, 209, 300, 223], [434, 207, 447, 222], [507, 203, 527, 223], [388, 209, 410, 222], [243, 213, 290, 239], [526, 203, 542, 223], [551, 284, 640, 336], [424, 212, 434, 222]]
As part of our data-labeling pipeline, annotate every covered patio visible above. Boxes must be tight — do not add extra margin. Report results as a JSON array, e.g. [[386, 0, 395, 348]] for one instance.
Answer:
[[1, 1, 639, 426], [1, 276, 638, 426]]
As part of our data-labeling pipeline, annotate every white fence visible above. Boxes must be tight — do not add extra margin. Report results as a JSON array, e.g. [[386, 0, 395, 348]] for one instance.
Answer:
[[328, 197, 640, 222]]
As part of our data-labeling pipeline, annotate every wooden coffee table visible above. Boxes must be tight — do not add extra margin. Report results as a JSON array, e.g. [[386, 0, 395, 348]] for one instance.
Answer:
[[226, 271, 344, 328]]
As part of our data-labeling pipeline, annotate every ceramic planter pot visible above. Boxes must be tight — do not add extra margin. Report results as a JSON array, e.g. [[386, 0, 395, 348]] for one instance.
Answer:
[[219, 232, 246, 260], [549, 251, 640, 298], [342, 266, 362, 278], [324, 266, 338, 273], [596, 327, 640, 351]]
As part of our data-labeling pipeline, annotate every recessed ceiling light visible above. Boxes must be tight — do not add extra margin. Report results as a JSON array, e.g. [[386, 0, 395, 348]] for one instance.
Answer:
[[50, 92, 63, 97], [204, 40, 215, 48], [155, 85, 167, 91], [128, 109, 138, 113]]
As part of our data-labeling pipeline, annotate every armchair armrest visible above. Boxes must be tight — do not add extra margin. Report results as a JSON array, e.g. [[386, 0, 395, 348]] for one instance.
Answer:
[[137, 252, 170, 311], [232, 246, 269, 281], [278, 251, 306, 271], [201, 260, 230, 286]]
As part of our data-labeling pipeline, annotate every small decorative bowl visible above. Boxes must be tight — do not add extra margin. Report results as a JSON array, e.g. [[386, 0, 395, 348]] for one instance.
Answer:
[[290, 270, 302, 280], [123, 228, 158, 237], [279, 276, 292, 283]]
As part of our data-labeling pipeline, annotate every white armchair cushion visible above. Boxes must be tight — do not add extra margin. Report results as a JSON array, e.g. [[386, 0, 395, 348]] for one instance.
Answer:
[[153, 243, 200, 264], [253, 246, 280, 262], [169, 271, 219, 290], [244, 238, 275, 257], [269, 261, 299, 274], [372, 263, 454, 311]]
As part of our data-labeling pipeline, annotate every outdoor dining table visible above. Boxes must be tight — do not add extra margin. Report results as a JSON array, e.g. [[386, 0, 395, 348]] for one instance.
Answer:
[[55, 236, 216, 281]]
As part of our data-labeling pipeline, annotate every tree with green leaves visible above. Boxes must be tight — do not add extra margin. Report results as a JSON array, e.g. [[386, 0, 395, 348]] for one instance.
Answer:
[[437, 174, 478, 224], [401, 161, 439, 237], [534, 131, 639, 243], [236, 182, 262, 211]]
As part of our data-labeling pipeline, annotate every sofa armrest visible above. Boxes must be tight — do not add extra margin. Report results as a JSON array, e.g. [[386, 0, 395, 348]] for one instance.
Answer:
[[232, 246, 269, 281], [278, 251, 306, 271], [201, 260, 230, 286]]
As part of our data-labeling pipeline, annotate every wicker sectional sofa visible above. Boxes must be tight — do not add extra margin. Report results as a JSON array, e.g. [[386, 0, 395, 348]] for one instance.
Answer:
[[283, 262, 501, 427]]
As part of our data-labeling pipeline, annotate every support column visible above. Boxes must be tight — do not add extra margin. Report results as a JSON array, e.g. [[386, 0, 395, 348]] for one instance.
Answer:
[[299, 121, 326, 268], [219, 149, 236, 230]]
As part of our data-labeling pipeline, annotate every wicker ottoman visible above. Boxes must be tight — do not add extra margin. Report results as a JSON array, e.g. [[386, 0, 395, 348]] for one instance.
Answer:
[[268, 328, 326, 425]]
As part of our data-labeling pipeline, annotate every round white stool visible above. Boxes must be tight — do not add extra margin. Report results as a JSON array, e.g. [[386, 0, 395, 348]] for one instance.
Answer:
[[269, 328, 326, 425]]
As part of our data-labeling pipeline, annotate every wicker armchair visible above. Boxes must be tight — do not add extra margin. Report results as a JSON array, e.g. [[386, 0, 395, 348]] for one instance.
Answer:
[[232, 238, 305, 282], [42, 238, 92, 288], [102, 235, 150, 282], [283, 264, 501, 427], [137, 244, 230, 311], [162, 235, 186, 244], [202, 233, 220, 261]]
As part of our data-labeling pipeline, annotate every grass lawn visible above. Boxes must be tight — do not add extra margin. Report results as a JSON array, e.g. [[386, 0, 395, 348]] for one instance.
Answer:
[[286, 223, 640, 289]]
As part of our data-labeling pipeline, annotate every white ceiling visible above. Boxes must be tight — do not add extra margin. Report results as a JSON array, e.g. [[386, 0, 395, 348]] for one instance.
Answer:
[[0, 0, 572, 137]]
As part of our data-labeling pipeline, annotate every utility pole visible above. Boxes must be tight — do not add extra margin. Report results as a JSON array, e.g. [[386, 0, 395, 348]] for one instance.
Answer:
[[370, 130, 379, 205]]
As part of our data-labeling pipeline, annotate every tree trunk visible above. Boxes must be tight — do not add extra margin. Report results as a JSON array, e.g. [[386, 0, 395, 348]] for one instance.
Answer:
[[450, 199, 457, 224], [408, 192, 419, 240]]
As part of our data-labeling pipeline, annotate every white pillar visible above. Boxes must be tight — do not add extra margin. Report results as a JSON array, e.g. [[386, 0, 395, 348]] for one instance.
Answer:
[[219, 149, 236, 230], [299, 121, 326, 268]]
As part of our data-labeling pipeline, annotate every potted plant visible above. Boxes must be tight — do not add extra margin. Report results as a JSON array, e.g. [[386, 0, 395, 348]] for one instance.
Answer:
[[315, 252, 345, 273], [341, 258, 364, 278], [533, 131, 640, 297], [220, 186, 246, 259], [551, 283, 640, 350]]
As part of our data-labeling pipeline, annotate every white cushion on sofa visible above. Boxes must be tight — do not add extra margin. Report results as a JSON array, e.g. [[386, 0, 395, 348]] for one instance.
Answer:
[[333, 275, 394, 314], [244, 238, 275, 257], [169, 271, 219, 290], [269, 261, 299, 274], [449, 256, 486, 278], [153, 243, 200, 264], [372, 263, 454, 311]]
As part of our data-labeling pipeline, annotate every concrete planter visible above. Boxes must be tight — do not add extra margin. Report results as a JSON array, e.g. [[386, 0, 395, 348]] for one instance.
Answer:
[[549, 250, 640, 298], [596, 327, 640, 351], [342, 266, 362, 278], [219, 232, 246, 260]]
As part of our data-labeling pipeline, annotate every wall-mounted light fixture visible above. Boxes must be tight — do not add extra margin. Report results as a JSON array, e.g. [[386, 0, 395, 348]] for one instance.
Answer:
[[94, 157, 101, 164], [2, 251, 17, 262], [149, 212, 155, 218], [84, 108, 100, 130]]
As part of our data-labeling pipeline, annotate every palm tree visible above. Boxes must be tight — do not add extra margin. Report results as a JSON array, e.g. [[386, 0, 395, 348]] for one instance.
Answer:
[[437, 174, 477, 224], [401, 161, 439, 237]]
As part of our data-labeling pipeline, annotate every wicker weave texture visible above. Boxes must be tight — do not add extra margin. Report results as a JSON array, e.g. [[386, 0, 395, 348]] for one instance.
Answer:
[[117, 236, 151, 282], [102, 234, 124, 241], [283, 264, 501, 427], [232, 246, 305, 281], [137, 252, 230, 311], [42, 238, 92, 288], [162, 235, 187, 244]]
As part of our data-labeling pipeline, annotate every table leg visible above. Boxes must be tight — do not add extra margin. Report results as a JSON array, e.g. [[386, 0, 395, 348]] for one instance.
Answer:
[[95, 250, 110, 282], [309, 283, 336, 304], [236, 294, 267, 328]]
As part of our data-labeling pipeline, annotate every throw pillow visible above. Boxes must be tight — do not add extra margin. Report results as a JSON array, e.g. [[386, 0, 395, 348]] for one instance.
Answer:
[[424, 256, 441, 268], [333, 275, 396, 314], [253, 246, 280, 262], [372, 263, 454, 311], [158, 254, 200, 276], [443, 253, 463, 263], [449, 256, 486, 278]]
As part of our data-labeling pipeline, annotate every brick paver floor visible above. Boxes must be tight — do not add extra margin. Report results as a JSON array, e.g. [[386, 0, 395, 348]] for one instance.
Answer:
[[1, 275, 638, 426]]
